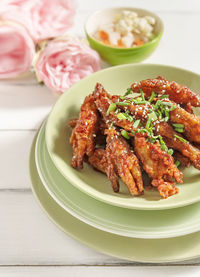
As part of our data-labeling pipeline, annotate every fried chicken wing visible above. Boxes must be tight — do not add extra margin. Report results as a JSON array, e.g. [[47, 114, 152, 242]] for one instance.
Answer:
[[88, 148, 119, 192], [131, 76, 200, 107], [70, 94, 98, 168], [173, 151, 191, 168], [169, 101, 200, 144], [105, 128, 144, 195], [157, 122, 200, 170], [94, 83, 137, 133], [134, 133, 182, 198]]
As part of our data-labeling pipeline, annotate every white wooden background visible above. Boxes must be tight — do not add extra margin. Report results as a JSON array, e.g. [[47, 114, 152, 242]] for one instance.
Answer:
[[0, 0, 200, 276]]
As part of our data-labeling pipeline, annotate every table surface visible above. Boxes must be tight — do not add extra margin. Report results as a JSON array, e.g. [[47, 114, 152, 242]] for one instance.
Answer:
[[1, 0, 200, 276]]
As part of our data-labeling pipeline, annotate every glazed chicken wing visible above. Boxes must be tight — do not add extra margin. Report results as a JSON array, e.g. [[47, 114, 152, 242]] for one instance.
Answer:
[[134, 133, 182, 198], [70, 94, 98, 168], [94, 83, 138, 133], [131, 76, 200, 107], [157, 122, 200, 170], [168, 101, 200, 144], [105, 128, 144, 195], [88, 148, 119, 192]]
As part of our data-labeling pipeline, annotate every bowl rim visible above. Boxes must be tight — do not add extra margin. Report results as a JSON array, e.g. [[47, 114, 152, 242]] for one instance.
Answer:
[[84, 6, 164, 51]]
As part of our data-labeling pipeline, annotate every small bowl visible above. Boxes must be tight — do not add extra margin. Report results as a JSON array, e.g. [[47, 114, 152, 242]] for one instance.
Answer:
[[85, 7, 164, 65]]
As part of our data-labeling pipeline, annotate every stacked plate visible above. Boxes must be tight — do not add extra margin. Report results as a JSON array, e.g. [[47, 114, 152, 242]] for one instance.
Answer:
[[30, 64, 200, 263]]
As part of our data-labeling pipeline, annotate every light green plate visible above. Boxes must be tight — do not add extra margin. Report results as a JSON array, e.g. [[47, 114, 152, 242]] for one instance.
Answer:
[[46, 64, 200, 210], [36, 123, 200, 239], [30, 131, 200, 263]]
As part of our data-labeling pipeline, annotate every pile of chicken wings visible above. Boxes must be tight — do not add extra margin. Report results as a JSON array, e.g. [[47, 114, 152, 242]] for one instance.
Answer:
[[69, 76, 200, 199]]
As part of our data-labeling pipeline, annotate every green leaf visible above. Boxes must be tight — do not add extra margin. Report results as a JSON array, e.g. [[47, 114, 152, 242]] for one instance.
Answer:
[[106, 103, 116, 115], [174, 134, 188, 143], [133, 119, 140, 129], [121, 130, 130, 139]]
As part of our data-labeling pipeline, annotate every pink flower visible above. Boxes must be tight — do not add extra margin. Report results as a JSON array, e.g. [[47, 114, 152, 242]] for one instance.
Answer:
[[34, 37, 101, 94], [0, 21, 35, 79], [0, 0, 76, 42]]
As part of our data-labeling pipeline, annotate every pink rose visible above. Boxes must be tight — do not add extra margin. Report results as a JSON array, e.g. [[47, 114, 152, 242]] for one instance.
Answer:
[[34, 37, 101, 94], [0, 0, 76, 42], [0, 21, 35, 79]]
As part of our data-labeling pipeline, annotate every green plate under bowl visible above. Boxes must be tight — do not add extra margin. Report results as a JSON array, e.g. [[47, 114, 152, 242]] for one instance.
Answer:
[[37, 123, 200, 239], [46, 64, 200, 210], [30, 130, 200, 263]]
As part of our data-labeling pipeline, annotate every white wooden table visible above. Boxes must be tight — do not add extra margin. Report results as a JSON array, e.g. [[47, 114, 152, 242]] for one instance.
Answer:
[[0, 0, 200, 276]]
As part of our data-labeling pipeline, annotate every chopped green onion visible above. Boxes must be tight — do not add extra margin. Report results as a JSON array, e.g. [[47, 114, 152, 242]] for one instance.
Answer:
[[174, 134, 188, 143], [130, 100, 148, 104], [173, 123, 184, 128], [121, 130, 130, 139], [140, 89, 145, 101], [175, 128, 184, 133], [131, 130, 135, 135], [169, 106, 176, 111], [106, 103, 116, 115], [175, 160, 181, 167], [168, 149, 174, 155], [124, 88, 132, 96], [120, 96, 125, 100], [162, 101, 173, 106], [133, 119, 140, 129], [160, 94, 169, 99], [117, 113, 127, 120], [148, 92, 156, 102], [136, 97, 142, 101], [146, 117, 152, 129], [154, 100, 162, 109], [148, 111, 157, 121], [116, 102, 130, 106], [161, 144, 168, 152]]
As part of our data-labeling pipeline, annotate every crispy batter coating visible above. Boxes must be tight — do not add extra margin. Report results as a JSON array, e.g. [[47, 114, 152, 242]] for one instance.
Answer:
[[169, 101, 200, 144], [70, 94, 98, 168], [88, 148, 119, 192], [156, 181, 179, 199], [94, 83, 137, 133], [134, 134, 181, 198], [68, 118, 78, 128], [105, 128, 144, 195], [173, 151, 191, 168], [157, 122, 200, 170], [131, 76, 200, 107]]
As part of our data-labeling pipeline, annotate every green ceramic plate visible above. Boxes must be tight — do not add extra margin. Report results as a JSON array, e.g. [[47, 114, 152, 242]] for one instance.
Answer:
[[36, 123, 200, 239], [46, 64, 200, 210], [30, 131, 200, 263]]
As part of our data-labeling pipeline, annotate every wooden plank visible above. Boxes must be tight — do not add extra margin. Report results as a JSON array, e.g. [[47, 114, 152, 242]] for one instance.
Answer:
[[0, 191, 124, 265], [0, 131, 36, 189], [1, 265, 200, 277], [1, 191, 200, 266]]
